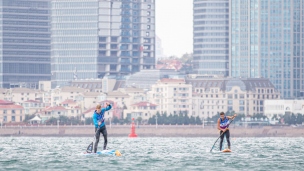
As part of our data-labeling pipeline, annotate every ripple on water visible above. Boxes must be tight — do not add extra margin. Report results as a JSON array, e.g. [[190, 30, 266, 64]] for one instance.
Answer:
[[0, 137, 304, 171]]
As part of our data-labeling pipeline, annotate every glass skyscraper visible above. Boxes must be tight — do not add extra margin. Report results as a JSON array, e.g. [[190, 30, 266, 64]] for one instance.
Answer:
[[51, 0, 155, 88], [0, 0, 51, 88], [193, 0, 229, 76], [231, 0, 304, 98], [51, 0, 99, 88]]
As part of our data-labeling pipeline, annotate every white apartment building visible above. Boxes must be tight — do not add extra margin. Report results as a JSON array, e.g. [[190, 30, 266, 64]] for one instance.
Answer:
[[264, 100, 304, 118], [187, 77, 280, 119], [123, 101, 158, 121], [149, 78, 192, 115]]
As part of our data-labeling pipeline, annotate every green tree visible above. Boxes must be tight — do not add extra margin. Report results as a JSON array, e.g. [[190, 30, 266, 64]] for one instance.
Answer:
[[58, 115, 69, 124], [290, 113, 297, 125], [136, 117, 143, 124], [112, 116, 119, 124], [24, 114, 36, 122], [177, 111, 183, 125], [168, 114, 173, 125], [283, 113, 291, 125], [296, 114, 303, 125], [195, 116, 202, 125], [190, 116, 196, 125], [148, 115, 156, 124], [85, 118, 93, 125], [183, 111, 190, 125], [272, 114, 278, 120], [45, 117, 57, 125]]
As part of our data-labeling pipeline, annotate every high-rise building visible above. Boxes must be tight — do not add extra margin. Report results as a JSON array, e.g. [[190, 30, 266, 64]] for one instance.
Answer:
[[51, 0, 156, 88], [230, 0, 304, 98], [0, 0, 51, 88], [51, 0, 99, 88], [193, 0, 229, 77]]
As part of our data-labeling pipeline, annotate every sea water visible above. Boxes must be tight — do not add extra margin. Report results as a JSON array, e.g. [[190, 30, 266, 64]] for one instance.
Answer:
[[0, 137, 303, 171]]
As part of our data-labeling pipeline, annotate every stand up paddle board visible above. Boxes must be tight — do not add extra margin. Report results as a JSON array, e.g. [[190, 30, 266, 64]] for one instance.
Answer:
[[222, 149, 232, 153], [83, 150, 122, 156]]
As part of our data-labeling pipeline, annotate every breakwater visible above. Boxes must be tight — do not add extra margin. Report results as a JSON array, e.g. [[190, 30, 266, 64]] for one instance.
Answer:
[[1, 125, 303, 137]]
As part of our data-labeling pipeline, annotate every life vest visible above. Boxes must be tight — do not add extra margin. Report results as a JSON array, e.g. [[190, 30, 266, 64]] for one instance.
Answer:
[[220, 116, 229, 129]]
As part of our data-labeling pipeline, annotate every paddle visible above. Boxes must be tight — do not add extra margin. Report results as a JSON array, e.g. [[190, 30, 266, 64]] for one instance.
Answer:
[[86, 117, 105, 153], [210, 118, 235, 152], [86, 126, 101, 153]]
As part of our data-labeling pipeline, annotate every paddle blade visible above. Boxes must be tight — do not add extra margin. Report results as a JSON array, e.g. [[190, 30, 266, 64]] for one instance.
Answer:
[[86, 142, 93, 153], [210, 136, 227, 152]]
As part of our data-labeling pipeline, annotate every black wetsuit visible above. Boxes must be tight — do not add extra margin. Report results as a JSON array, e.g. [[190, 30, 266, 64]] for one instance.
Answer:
[[219, 130, 230, 151], [94, 126, 108, 153]]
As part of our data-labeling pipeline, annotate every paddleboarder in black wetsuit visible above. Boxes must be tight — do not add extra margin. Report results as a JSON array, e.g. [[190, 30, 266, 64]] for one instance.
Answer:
[[217, 112, 237, 151], [92, 103, 112, 153]]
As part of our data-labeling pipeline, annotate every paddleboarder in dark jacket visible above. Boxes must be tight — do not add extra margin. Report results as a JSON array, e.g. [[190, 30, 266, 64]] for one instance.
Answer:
[[92, 102, 111, 153]]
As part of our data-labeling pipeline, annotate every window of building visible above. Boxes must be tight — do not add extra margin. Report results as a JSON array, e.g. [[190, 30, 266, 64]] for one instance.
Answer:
[[12, 116, 15, 122], [228, 100, 233, 105], [111, 37, 118, 42], [239, 100, 244, 105], [99, 37, 106, 42], [228, 106, 233, 111], [12, 110, 15, 114]]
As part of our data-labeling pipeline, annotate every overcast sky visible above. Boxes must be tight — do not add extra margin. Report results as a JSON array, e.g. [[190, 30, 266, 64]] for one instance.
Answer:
[[155, 0, 193, 57]]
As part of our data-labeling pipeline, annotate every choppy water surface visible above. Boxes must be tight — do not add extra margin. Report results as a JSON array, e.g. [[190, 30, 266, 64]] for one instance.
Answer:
[[0, 137, 303, 171]]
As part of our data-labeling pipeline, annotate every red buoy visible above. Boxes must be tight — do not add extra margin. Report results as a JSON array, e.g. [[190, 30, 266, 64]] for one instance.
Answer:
[[128, 118, 138, 138]]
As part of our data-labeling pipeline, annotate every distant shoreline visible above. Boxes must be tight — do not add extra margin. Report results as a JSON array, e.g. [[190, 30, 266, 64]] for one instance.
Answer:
[[1, 125, 304, 137]]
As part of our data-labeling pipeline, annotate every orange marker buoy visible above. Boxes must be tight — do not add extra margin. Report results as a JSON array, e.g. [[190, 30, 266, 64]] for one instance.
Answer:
[[128, 118, 138, 138]]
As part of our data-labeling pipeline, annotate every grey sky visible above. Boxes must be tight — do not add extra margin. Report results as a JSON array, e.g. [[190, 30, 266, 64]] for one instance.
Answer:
[[156, 0, 193, 57]]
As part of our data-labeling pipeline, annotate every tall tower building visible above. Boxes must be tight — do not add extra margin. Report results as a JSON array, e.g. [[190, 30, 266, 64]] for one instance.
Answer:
[[51, 0, 99, 88], [51, 0, 156, 88], [230, 0, 304, 98], [0, 0, 51, 88], [193, 0, 229, 77]]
